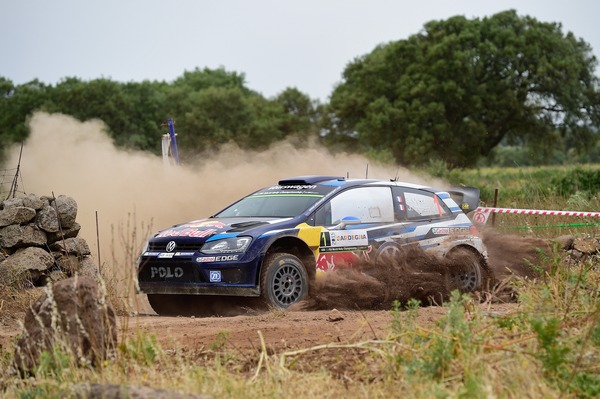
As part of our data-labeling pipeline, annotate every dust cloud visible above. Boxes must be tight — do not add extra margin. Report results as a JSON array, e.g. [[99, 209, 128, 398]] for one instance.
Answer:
[[3, 112, 551, 313], [300, 228, 552, 310], [1, 112, 440, 267]]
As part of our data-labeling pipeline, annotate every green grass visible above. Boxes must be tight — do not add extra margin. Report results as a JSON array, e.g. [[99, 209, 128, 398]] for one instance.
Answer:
[[445, 164, 600, 238]]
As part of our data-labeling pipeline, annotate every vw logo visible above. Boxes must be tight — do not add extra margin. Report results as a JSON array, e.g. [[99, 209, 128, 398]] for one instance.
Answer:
[[166, 241, 177, 252]]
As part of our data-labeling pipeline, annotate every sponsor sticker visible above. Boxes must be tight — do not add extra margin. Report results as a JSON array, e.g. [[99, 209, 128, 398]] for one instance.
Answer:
[[321, 230, 368, 247], [320, 245, 369, 253], [319, 230, 369, 253], [266, 185, 317, 191], [209, 270, 222, 282], [196, 255, 239, 262], [181, 220, 226, 229], [157, 228, 217, 238], [158, 252, 175, 259], [432, 227, 471, 235]]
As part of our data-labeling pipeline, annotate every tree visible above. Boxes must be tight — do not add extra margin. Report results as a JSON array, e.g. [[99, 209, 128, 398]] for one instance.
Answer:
[[165, 69, 320, 157], [0, 78, 49, 159], [274, 87, 320, 135], [325, 10, 600, 168], [0, 67, 324, 162]]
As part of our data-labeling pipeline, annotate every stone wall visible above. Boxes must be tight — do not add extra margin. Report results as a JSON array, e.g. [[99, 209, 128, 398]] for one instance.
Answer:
[[0, 194, 97, 287]]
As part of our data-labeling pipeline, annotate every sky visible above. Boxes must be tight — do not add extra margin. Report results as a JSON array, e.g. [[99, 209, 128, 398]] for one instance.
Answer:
[[1, 0, 599, 102]]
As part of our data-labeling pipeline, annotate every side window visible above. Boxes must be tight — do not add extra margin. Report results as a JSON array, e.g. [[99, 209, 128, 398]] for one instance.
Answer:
[[403, 189, 451, 219], [314, 187, 394, 225], [391, 187, 408, 221]]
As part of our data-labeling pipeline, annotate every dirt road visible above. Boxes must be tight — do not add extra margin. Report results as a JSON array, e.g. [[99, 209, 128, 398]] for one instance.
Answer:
[[1, 303, 517, 355], [120, 303, 518, 353]]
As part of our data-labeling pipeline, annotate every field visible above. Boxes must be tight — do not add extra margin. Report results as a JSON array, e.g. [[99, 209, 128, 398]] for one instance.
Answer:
[[1, 165, 600, 398]]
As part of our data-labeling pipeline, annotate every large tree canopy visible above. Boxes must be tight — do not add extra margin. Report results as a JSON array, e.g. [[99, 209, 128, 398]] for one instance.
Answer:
[[326, 10, 600, 168]]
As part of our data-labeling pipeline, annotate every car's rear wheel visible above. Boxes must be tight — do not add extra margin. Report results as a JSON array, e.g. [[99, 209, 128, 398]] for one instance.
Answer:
[[446, 246, 492, 292], [260, 253, 309, 308]]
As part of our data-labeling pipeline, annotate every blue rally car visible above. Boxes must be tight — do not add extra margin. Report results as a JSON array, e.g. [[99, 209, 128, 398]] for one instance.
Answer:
[[137, 176, 488, 315]]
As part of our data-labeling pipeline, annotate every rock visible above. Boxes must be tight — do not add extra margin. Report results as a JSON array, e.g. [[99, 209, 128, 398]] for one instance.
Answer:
[[0, 206, 37, 227], [327, 308, 344, 322], [47, 222, 81, 244], [42, 270, 69, 285], [573, 238, 598, 255], [53, 195, 78, 229], [568, 249, 585, 261], [50, 237, 91, 257], [0, 224, 47, 249], [2, 198, 24, 209], [36, 205, 60, 233], [13, 276, 117, 373], [53, 253, 97, 278], [0, 247, 55, 287], [79, 257, 99, 278], [22, 194, 46, 210], [0, 193, 89, 288], [54, 253, 81, 275], [71, 383, 210, 399], [553, 235, 575, 251]]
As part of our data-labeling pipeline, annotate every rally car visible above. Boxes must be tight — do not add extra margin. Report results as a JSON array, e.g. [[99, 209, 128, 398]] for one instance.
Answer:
[[137, 176, 488, 315]]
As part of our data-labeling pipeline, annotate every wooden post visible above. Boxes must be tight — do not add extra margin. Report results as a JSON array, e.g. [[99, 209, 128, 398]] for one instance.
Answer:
[[492, 188, 499, 227]]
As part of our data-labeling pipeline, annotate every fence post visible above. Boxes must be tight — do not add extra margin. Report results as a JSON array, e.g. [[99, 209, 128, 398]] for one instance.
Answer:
[[492, 188, 499, 227]]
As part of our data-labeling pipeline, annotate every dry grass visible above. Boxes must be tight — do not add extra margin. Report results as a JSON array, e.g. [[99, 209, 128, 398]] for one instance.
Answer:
[[0, 284, 44, 323], [1, 249, 599, 398]]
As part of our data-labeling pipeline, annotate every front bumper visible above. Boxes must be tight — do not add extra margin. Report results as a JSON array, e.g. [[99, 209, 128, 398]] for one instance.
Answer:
[[139, 281, 260, 296]]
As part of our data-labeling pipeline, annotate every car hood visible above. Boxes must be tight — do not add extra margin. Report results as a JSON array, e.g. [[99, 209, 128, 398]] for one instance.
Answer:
[[151, 217, 294, 241]]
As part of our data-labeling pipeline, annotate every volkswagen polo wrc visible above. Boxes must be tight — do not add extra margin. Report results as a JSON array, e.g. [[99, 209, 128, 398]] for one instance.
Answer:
[[137, 176, 488, 315]]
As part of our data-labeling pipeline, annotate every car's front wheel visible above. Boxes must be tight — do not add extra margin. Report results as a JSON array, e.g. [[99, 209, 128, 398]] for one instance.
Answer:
[[260, 253, 309, 308]]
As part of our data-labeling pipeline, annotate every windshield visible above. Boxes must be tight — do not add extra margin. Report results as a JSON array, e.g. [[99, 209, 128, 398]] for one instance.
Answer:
[[215, 194, 324, 218]]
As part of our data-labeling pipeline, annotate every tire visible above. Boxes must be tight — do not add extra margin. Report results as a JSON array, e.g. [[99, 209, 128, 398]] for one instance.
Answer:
[[446, 246, 492, 292], [260, 253, 309, 308], [376, 242, 404, 263]]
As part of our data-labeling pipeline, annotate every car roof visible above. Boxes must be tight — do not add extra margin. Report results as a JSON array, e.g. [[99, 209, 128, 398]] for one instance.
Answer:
[[278, 175, 433, 191]]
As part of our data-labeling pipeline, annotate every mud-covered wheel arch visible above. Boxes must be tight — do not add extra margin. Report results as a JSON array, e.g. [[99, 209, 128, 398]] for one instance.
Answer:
[[445, 245, 494, 293], [262, 237, 316, 281]]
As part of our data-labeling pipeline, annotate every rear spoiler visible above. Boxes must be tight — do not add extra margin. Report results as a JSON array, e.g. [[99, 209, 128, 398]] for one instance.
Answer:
[[447, 186, 480, 214]]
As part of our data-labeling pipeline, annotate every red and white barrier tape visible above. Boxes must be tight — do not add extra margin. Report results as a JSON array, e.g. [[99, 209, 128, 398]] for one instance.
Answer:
[[473, 207, 600, 225]]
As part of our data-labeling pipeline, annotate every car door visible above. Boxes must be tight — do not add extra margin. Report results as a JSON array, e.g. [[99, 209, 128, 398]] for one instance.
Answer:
[[308, 186, 395, 270], [390, 186, 457, 248]]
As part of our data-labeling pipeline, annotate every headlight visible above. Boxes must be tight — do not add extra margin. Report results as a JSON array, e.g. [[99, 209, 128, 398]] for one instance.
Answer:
[[201, 237, 252, 254]]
